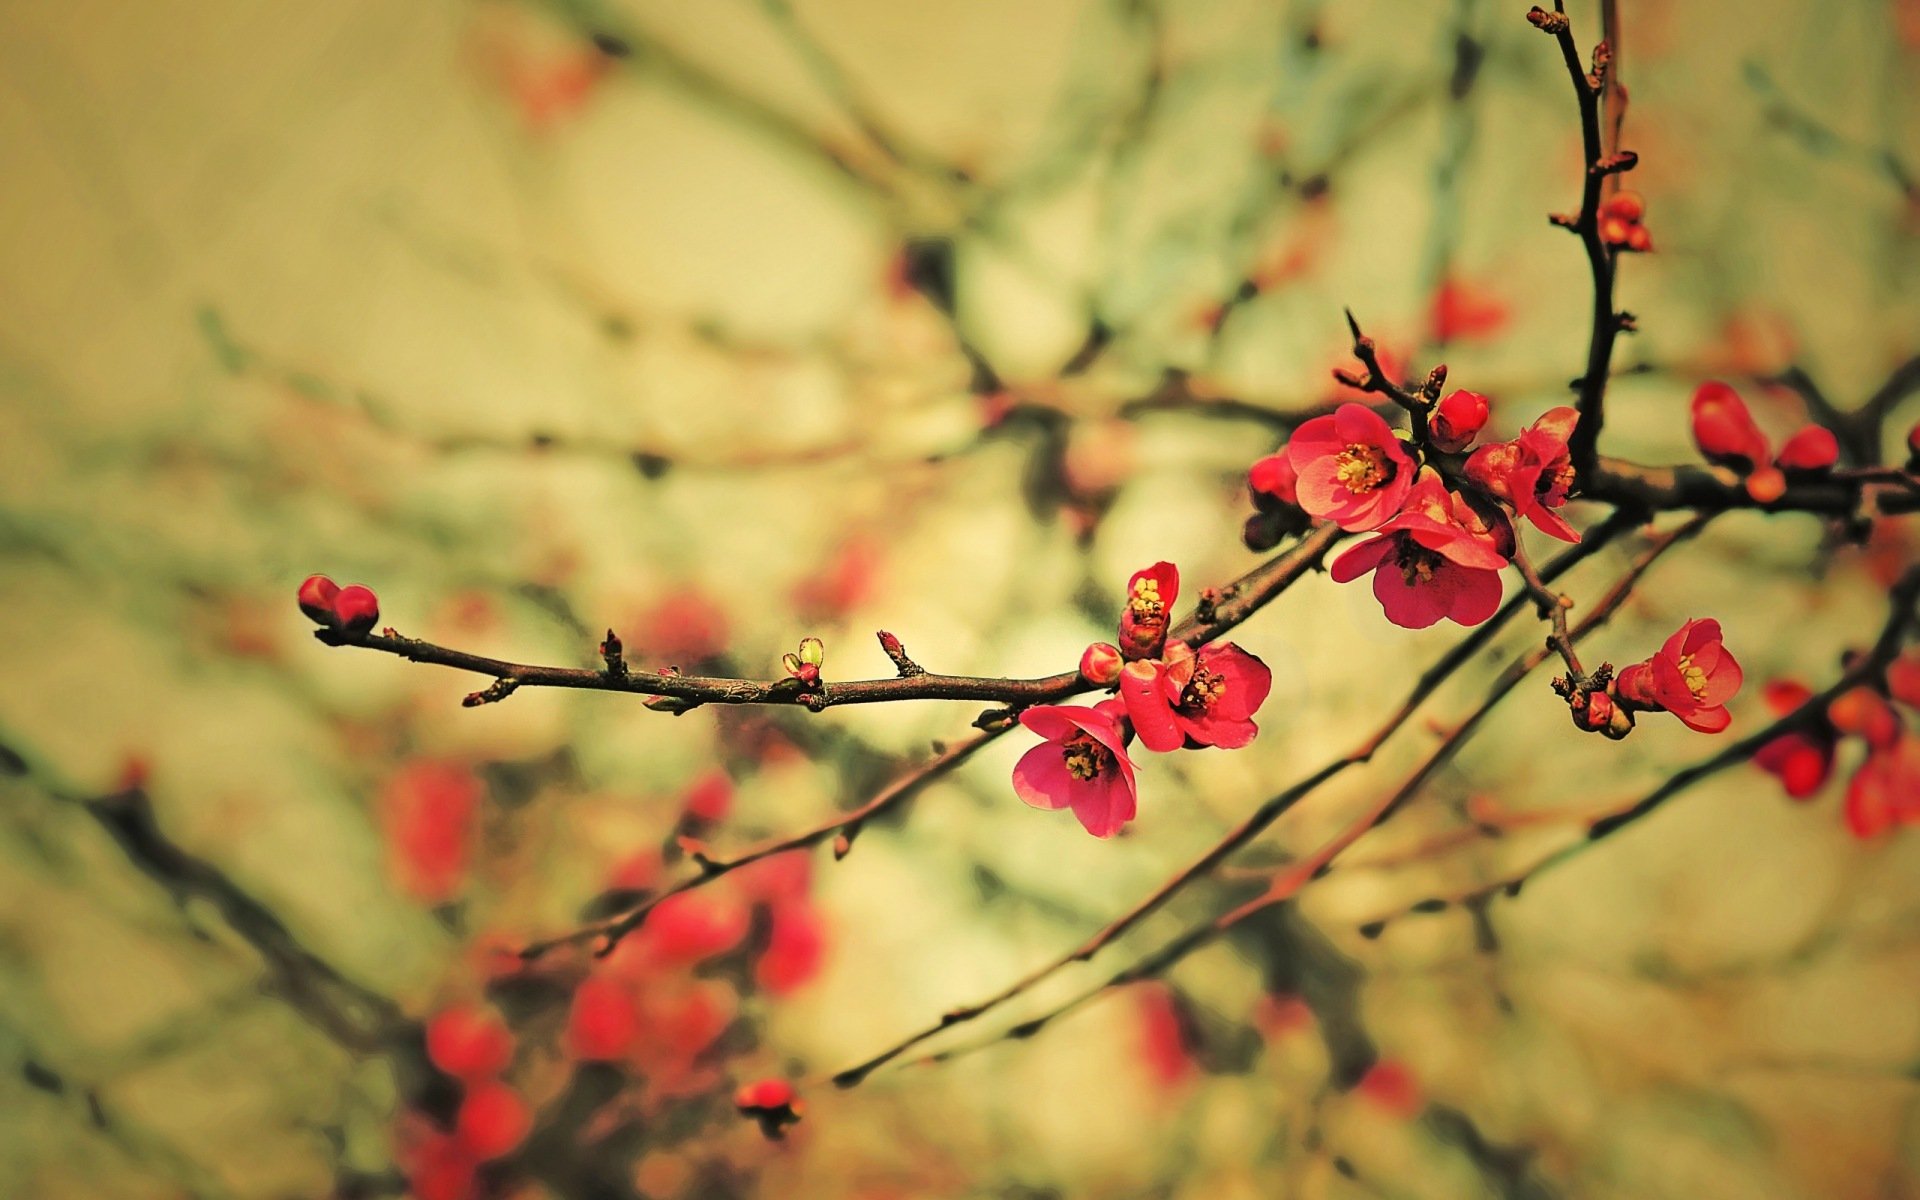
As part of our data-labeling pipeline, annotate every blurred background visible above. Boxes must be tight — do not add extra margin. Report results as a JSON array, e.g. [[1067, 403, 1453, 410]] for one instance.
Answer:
[[2, 1, 1918, 1197]]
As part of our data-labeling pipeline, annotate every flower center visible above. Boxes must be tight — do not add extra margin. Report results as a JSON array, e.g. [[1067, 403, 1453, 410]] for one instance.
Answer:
[[1396, 540, 1444, 586], [1178, 665, 1227, 714], [1128, 578, 1165, 625], [1061, 732, 1115, 781], [1676, 653, 1709, 700], [1537, 459, 1575, 504], [1334, 444, 1390, 494]]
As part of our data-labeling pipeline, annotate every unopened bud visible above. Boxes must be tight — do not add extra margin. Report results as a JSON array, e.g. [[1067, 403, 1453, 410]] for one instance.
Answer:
[[1430, 389, 1490, 453], [331, 585, 380, 639], [297, 574, 340, 626], [1776, 426, 1838, 473], [1079, 642, 1124, 686]]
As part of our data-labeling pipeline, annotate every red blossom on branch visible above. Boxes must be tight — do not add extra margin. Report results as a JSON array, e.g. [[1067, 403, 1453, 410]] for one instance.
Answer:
[[1689, 381, 1788, 503], [1465, 407, 1581, 542], [1119, 642, 1273, 752], [1287, 403, 1416, 531], [1752, 680, 1838, 798], [1615, 619, 1744, 733], [1845, 735, 1920, 839], [425, 1004, 516, 1081], [1010, 700, 1139, 838], [1331, 476, 1509, 629]]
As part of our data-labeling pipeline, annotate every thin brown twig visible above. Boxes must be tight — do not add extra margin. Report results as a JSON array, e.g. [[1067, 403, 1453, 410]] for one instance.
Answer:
[[1508, 537, 1584, 680]]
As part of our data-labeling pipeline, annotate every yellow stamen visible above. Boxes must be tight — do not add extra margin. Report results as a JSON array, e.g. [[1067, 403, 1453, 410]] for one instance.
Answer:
[[1128, 578, 1165, 624], [1062, 732, 1114, 781], [1677, 654, 1709, 699], [1397, 542, 1442, 586], [1334, 444, 1390, 494], [1178, 665, 1227, 714]]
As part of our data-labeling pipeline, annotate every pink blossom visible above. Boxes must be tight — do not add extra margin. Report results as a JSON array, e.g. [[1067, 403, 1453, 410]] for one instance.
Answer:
[[1615, 619, 1743, 733], [1329, 476, 1508, 629], [1844, 734, 1920, 839], [1465, 407, 1581, 542], [1119, 642, 1273, 753], [1010, 700, 1140, 838], [1286, 404, 1415, 531], [1118, 562, 1179, 660], [1752, 680, 1837, 799]]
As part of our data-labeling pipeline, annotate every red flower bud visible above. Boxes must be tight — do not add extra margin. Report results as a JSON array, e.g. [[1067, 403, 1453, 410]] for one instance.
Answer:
[[1429, 389, 1491, 453], [1907, 420, 1920, 466], [332, 585, 381, 638], [566, 976, 639, 1061], [1623, 224, 1653, 253], [1775, 426, 1838, 472], [1573, 688, 1616, 733], [455, 1081, 530, 1161], [1689, 381, 1770, 471], [1599, 215, 1631, 247], [1602, 190, 1646, 223], [1248, 452, 1301, 510], [1829, 687, 1901, 750], [1079, 642, 1124, 686], [1889, 651, 1920, 709], [426, 1005, 515, 1081], [297, 574, 340, 625]]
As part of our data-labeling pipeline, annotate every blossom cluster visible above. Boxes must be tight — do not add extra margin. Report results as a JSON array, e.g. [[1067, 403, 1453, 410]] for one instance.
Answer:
[[1012, 563, 1273, 838], [1754, 652, 1920, 838], [1251, 399, 1575, 629], [1690, 380, 1839, 503]]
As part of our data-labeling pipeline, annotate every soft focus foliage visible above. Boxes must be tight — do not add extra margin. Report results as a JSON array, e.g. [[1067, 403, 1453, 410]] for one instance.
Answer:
[[1, 1, 1918, 1198]]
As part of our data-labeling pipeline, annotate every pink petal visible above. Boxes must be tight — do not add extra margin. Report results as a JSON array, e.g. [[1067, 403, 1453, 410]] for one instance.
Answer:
[[1675, 704, 1732, 734], [1332, 402, 1394, 446], [1331, 536, 1394, 583], [1121, 662, 1184, 753], [1011, 744, 1075, 811], [1372, 561, 1447, 629], [1203, 643, 1272, 721], [1527, 506, 1581, 543], [1182, 712, 1258, 749], [1070, 774, 1137, 838], [1441, 564, 1502, 626], [1019, 706, 1080, 743]]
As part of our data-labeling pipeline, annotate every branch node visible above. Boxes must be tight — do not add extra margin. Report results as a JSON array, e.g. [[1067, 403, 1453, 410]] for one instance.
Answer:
[[461, 677, 519, 707], [1591, 150, 1639, 176], [600, 628, 628, 679], [1526, 6, 1570, 34]]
